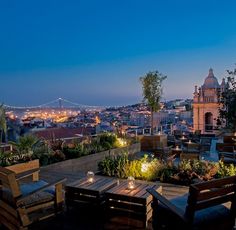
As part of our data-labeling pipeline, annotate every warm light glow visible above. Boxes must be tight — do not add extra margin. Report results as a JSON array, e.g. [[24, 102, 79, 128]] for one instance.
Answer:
[[141, 162, 149, 173], [127, 176, 135, 190], [21, 109, 78, 123], [176, 145, 179, 150], [188, 140, 192, 143], [157, 131, 161, 135], [234, 132, 236, 136], [87, 171, 95, 183], [95, 115, 101, 124], [117, 138, 127, 147]]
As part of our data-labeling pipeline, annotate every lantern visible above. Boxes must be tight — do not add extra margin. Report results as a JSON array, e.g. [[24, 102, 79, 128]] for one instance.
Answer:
[[87, 171, 95, 183], [127, 176, 135, 190]]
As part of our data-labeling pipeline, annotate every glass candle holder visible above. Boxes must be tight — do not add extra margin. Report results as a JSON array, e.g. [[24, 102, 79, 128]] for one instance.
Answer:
[[127, 176, 135, 190], [87, 171, 95, 183]]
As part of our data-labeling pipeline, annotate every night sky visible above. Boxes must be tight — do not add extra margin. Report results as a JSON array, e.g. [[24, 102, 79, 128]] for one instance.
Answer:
[[0, 0, 236, 106]]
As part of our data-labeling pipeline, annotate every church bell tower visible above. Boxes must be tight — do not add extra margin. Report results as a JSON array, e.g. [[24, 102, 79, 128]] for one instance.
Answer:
[[193, 68, 225, 134]]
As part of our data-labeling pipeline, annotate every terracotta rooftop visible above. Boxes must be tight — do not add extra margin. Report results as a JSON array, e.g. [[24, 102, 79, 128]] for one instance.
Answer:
[[32, 127, 95, 140]]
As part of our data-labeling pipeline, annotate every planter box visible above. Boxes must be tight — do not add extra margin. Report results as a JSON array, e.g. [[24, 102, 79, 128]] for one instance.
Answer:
[[41, 143, 140, 173], [140, 135, 167, 152]]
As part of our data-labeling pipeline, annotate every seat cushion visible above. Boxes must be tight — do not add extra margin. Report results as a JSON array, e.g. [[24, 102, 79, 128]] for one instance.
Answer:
[[21, 191, 54, 208], [156, 194, 232, 230], [20, 180, 55, 195], [19, 180, 55, 207], [1, 180, 55, 207]]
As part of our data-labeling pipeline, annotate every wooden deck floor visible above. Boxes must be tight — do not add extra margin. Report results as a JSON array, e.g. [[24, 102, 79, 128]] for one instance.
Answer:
[[26, 169, 188, 230]]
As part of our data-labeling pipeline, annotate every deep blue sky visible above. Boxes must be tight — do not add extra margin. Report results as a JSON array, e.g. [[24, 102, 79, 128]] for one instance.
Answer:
[[0, 0, 236, 106]]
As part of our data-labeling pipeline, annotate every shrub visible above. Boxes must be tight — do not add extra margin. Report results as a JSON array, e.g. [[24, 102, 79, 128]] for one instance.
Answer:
[[158, 163, 178, 183], [124, 159, 142, 179], [32, 145, 52, 166], [50, 150, 65, 163], [114, 153, 129, 178], [34, 152, 51, 166], [163, 160, 219, 185], [98, 153, 162, 181], [215, 160, 236, 178], [63, 146, 82, 159], [99, 133, 117, 149], [141, 157, 163, 181], [0, 151, 14, 166], [50, 139, 64, 151], [98, 152, 130, 177], [98, 155, 117, 177]]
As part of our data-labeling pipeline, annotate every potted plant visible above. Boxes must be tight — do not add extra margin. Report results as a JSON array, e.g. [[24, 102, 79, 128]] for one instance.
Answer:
[[139, 70, 167, 151]]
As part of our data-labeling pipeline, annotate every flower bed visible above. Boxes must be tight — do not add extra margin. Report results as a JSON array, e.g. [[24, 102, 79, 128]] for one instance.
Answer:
[[0, 133, 136, 167], [98, 153, 236, 185]]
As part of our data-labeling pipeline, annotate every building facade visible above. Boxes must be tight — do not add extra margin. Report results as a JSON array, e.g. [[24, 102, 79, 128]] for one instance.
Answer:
[[193, 68, 226, 134]]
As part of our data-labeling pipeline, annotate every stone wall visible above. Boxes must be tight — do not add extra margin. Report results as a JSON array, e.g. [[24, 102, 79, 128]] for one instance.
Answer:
[[41, 143, 140, 173]]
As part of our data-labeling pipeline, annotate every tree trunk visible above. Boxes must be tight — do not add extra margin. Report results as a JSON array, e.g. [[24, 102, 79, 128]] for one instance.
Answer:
[[0, 130, 2, 144], [151, 109, 154, 135], [5, 130, 8, 143]]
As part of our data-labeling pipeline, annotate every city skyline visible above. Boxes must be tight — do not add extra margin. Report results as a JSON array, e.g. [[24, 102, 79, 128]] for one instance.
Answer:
[[1, 0, 236, 106]]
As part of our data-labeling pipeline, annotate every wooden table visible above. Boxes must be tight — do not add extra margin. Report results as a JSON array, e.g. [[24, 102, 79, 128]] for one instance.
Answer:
[[65, 175, 117, 207], [105, 180, 161, 228]]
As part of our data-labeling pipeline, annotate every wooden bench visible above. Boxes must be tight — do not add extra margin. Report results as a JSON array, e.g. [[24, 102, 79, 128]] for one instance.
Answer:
[[147, 175, 236, 230]]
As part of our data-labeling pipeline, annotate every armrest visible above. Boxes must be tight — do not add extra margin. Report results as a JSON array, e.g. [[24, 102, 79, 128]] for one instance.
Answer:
[[146, 188, 187, 222], [16, 169, 40, 181], [16, 178, 66, 205]]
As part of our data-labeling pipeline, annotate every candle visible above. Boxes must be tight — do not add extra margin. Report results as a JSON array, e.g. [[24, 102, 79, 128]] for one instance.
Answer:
[[87, 171, 95, 183], [127, 176, 135, 190]]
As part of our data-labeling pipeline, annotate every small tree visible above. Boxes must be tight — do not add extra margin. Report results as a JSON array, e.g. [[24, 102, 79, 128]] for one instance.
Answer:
[[0, 104, 7, 143], [218, 67, 236, 131], [140, 71, 167, 135]]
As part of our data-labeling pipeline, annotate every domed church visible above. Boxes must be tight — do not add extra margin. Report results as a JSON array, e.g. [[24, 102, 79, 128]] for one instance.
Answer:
[[193, 68, 226, 134]]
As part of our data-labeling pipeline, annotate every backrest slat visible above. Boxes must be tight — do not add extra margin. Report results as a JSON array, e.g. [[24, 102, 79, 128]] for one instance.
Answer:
[[192, 176, 236, 190], [6, 159, 40, 181], [0, 166, 22, 198], [0, 168, 13, 186], [197, 185, 235, 201], [185, 175, 236, 223], [195, 194, 234, 210], [6, 159, 39, 174]]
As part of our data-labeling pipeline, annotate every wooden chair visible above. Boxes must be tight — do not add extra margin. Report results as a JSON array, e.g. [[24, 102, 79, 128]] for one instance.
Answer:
[[186, 143, 201, 153], [200, 137, 212, 153], [0, 160, 66, 230], [216, 143, 236, 152], [154, 146, 174, 162], [147, 176, 236, 230]]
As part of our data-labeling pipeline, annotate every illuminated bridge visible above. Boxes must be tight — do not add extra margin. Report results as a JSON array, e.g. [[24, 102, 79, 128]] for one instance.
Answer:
[[3, 98, 109, 110]]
